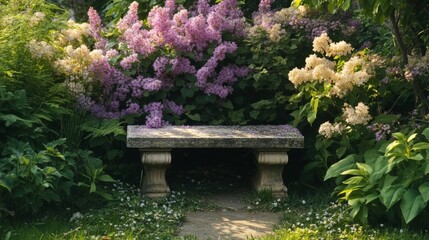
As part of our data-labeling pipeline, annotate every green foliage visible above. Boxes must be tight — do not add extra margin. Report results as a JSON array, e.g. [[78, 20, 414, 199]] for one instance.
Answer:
[[325, 128, 429, 227], [0, 0, 71, 137], [244, 29, 307, 124], [0, 138, 115, 216]]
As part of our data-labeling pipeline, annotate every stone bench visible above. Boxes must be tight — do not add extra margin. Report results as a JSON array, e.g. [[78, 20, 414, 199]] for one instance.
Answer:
[[126, 125, 304, 198]]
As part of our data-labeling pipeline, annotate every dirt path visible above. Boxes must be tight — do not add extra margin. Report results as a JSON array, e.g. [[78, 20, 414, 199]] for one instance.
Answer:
[[178, 191, 280, 239]]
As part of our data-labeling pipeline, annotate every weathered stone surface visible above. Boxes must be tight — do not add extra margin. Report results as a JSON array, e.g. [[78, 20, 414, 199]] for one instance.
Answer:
[[254, 151, 289, 197], [141, 150, 171, 198], [127, 125, 304, 149]]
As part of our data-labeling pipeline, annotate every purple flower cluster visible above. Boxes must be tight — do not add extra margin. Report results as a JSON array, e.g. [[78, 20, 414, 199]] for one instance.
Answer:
[[119, 0, 246, 54], [81, 58, 142, 118], [143, 102, 165, 128], [195, 42, 248, 98], [163, 100, 184, 115], [120, 53, 139, 70], [88, 7, 107, 49], [258, 0, 272, 13], [368, 123, 391, 141]]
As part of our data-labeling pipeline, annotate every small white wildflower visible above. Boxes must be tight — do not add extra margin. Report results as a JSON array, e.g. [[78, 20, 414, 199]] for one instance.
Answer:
[[302, 200, 306, 204], [69, 212, 84, 222]]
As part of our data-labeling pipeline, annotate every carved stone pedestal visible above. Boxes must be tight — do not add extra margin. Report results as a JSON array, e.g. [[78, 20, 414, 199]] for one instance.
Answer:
[[140, 149, 171, 198], [254, 150, 289, 197]]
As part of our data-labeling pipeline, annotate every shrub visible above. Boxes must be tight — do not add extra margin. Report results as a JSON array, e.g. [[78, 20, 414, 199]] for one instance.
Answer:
[[325, 128, 429, 227], [52, 0, 250, 127], [0, 86, 115, 216]]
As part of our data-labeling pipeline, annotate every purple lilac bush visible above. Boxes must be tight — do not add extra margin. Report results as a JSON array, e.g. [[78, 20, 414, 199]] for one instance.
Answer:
[[75, 0, 248, 127]]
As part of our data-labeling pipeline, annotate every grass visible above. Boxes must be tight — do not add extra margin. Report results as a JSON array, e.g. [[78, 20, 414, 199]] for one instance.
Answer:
[[246, 184, 429, 240], [0, 181, 210, 240], [1, 179, 429, 239]]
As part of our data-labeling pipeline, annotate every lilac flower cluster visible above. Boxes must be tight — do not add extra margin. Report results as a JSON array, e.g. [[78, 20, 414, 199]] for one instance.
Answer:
[[88, 7, 107, 49], [143, 102, 165, 128], [368, 123, 391, 141], [80, 58, 142, 118], [119, 0, 246, 54], [195, 41, 248, 98]]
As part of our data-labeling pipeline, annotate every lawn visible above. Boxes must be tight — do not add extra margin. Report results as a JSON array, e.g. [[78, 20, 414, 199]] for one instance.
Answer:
[[2, 179, 428, 240]]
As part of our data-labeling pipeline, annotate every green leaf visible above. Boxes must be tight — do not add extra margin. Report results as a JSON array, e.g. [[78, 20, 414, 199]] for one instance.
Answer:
[[422, 128, 429, 141], [349, 202, 368, 224], [81, 119, 125, 139], [40, 190, 61, 202], [0, 179, 11, 192], [418, 182, 429, 202], [356, 163, 373, 175], [373, 114, 399, 124], [386, 141, 401, 153], [412, 142, 429, 151], [400, 189, 427, 224], [341, 0, 351, 10], [325, 154, 357, 180], [294, 0, 302, 7], [221, 101, 233, 110], [392, 132, 407, 141], [407, 133, 417, 143], [341, 169, 362, 176], [0, 114, 29, 127], [90, 183, 96, 193], [250, 110, 259, 119], [409, 154, 423, 161], [366, 192, 378, 203], [98, 174, 116, 183], [364, 149, 381, 163], [380, 184, 406, 209], [336, 147, 347, 158], [307, 97, 319, 125], [187, 113, 201, 121], [424, 161, 429, 175], [343, 176, 365, 185], [96, 190, 113, 200]]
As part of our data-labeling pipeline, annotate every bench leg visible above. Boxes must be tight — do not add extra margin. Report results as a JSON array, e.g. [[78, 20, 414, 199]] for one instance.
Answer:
[[254, 150, 288, 198], [140, 150, 171, 198]]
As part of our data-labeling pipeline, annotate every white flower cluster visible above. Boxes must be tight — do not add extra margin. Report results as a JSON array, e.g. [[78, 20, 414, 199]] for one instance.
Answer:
[[288, 33, 371, 98], [313, 33, 353, 57], [342, 102, 372, 125], [29, 12, 45, 26], [56, 20, 91, 46], [55, 45, 103, 84], [319, 102, 372, 138], [28, 40, 55, 60], [318, 122, 345, 139]]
